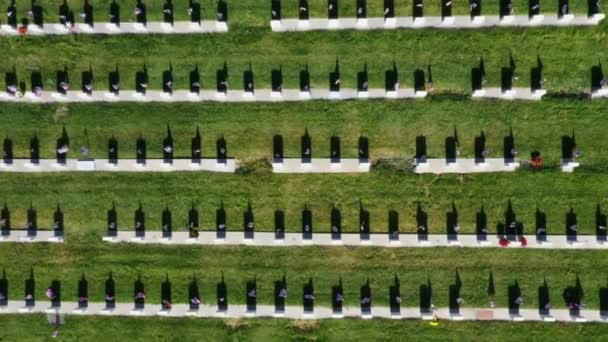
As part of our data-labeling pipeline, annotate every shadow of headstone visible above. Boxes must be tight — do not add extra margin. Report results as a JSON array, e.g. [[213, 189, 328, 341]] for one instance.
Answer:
[[530, 55, 543, 91], [243, 202, 255, 239], [476, 205, 488, 240]]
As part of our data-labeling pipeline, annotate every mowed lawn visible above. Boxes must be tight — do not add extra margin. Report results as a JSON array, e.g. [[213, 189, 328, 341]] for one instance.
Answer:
[[0, 0, 607, 93], [1, 315, 608, 341]]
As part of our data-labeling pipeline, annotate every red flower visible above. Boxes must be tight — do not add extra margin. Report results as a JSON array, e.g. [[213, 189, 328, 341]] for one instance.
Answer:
[[499, 237, 509, 247], [520, 236, 527, 247]]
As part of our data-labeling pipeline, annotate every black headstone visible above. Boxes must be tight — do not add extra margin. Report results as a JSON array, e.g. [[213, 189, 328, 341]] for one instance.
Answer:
[[360, 280, 372, 314], [328, 0, 338, 19], [445, 130, 458, 163], [274, 276, 287, 312], [470, 0, 481, 18], [476, 205, 488, 240], [413, 0, 424, 18], [163, 126, 173, 163], [82, 67, 93, 95], [332, 278, 344, 314], [589, 0, 601, 17], [136, 136, 146, 164], [448, 272, 462, 314], [217, 274, 228, 311], [538, 278, 551, 315], [56, 127, 70, 164], [217, 0, 228, 22], [217, 62, 228, 93], [163, 0, 174, 25], [508, 281, 522, 315], [27, 205, 37, 236], [359, 202, 370, 240], [388, 210, 399, 240], [246, 278, 257, 312], [25, 269, 35, 307], [566, 207, 577, 241], [216, 202, 227, 238], [303, 279, 314, 313], [273, 134, 283, 162], [135, 65, 148, 95], [3, 137, 13, 164], [161, 275, 171, 309], [134, 203, 145, 236], [271, 0, 281, 20], [217, 136, 227, 163], [243, 65, 254, 94], [419, 277, 432, 313], [7, 0, 17, 28], [31, 0, 44, 27], [31, 71, 43, 95], [108, 136, 118, 163], [596, 204, 607, 241], [329, 60, 340, 92], [474, 131, 486, 163], [302, 205, 313, 239], [271, 68, 282, 92], [1, 203, 10, 235], [357, 0, 366, 18], [358, 64, 368, 92], [384, 0, 393, 18], [500, 0, 513, 18], [558, 0, 569, 18], [330, 135, 340, 163], [191, 127, 202, 163], [5, 67, 17, 96], [416, 135, 427, 162], [301, 129, 312, 162], [162, 65, 173, 94], [30, 134, 40, 164], [190, 65, 201, 94], [109, 66, 120, 95], [389, 276, 401, 314], [529, 0, 540, 18], [442, 0, 452, 18], [135, 0, 147, 25], [0, 269, 8, 306], [535, 208, 547, 240], [274, 209, 284, 239], [416, 203, 428, 240], [330, 206, 341, 240], [189, 203, 199, 238], [104, 273, 115, 309], [49, 279, 61, 307], [299, 0, 309, 20], [414, 69, 426, 92], [503, 127, 516, 163], [358, 135, 369, 161], [189, 278, 200, 310], [107, 202, 118, 236], [189, 0, 201, 23], [83, 0, 94, 26], [53, 205, 64, 236], [162, 206, 172, 237], [385, 62, 398, 92], [133, 276, 145, 309], [59, 0, 70, 25], [561, 132, 576, 162], [446, 202, 459, 240], [244, 203, 255, 239], [110, 0, 120, 25], [300, 65, 310, 92]]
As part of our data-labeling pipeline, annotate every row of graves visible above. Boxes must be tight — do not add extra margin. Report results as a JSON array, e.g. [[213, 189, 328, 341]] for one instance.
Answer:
[[0, 127, 236, 172], [0, 271, 607, 322], [0, 203, 64, 242], [471, 56, 547, 101], [270, 0, 606, 31], [0, 62, 431, 103], [413, 129, 581, 173], [97, 200, 608, 248], [0, 0, 228, 35]]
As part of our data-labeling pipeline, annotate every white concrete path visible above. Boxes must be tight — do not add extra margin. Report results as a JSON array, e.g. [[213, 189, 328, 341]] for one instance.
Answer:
[[271, 14, 605, 32], [0, 301, 606, 323], [414, 158, 520, 174], [273, 159, 370, 173], [472, 88, 546, 101], [0, 21, 227, 35], [0, 88, 426, 104], [0, 159, 236, 173], [103, 231, 608, 250], [0, 230, 63, 243]]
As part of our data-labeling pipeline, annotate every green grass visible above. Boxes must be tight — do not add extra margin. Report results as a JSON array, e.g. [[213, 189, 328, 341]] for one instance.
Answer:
[[1, 243, 608, 309], [2, 315, 608, 341]]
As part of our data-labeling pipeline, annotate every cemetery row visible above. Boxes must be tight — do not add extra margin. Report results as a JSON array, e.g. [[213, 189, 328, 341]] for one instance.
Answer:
[[0, 271, 606, 322], [0, 0, 604, 35], [2, 200, 608, 246], [0, 0, 228, 35], [0, 128, 582, 173], [271, 0, 605, 31], [3, 59, 608, 102]]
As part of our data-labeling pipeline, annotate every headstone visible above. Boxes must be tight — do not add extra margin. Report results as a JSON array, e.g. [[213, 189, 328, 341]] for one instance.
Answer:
[[274, 276, 287, 313], [216, 62, 228, 94], [136, 136, 146, 164], [591, 62, 605, 92], [503, 127, 516, 163], [561, 131, 576, 162], [442, 0, 453, 19], [300, 65, 310, 93], [105, 273, 116, 309], [476, 205, 488, 240], [360, 280, 372, 315], [328, 0, 338, 19], [558, 0, 569, 18], [109, 0, 120, 26], [217, 274, 228, 311], [445, 128, 458, 164], [449, 272, 462, 314], [135, 65, 148, 95], [358, 64, 368, 93], [446, 202, 459, 240], [330, 206, 341, 240], [332, 278, 344, 314], [413, 0, 424, 19], [565, 276, 584, 317], [589, 0, 601, 17], [330, 135, 340, 164], [25, 269, 35, 307], [133, 276, 145, 309], [189, 0, 201, 23], [357, 0, 367, 19], [358, 135, 369, 162], [472, 57, 485, 92], [189, 203, 199, 238], [474, 131, 486, 163], [303, 278, 314, 313], [329, 59, 340, 93], [271, 0, 281, 21], [504, 200, 520, 237], [566, 207, 577, 241], [108, 136, 118, 164], [191, 127, 202, 163], [27, 205, 37, 236], [535, 208, 547, 241], [301, 129, 312, 163], [107, 202, 118, 236], [529, 0, 540, 18], [299, 0, 309, 20], [271, 68, 282, 93], [0, 269, 8, 306], [274, 209, 284, 239], [508, 281, 522, 315], [49, 280, 61, 307], [6, 0, 17, 28], [217, 0, 228, 22], [134, 0, 147, 25], [82, 67, 94, 95], [384, 0, 394, 19], [0, 203, 10, 236], [31, 71, 43, 96], [31, 0, 44, 27], [470, 0, 481, 18], [500, 0, 513, 18], [58, 0, 70, 26], [5, 67, 18, 96], [53, 205, 64, 237], [416, 135, 427, 163], [216, 136, 227, 163], [134, 202, 145, 237], [385, 62, 398, 93], [109, 66, 120, 95], [163, 0, 174, 25], [414, 68, 426, 93], [273, 134, 283, 163], [419, 277, 432, 313], [359, 202, 370, 240], [189, 278, 200, 310], [56, 127, 70, 164], [3, 137, 13, 164], [161, 275, 171, 310], [416, 203, 428, 241], [388, 210, 399, 241], [163, 126, 173, 164], [162, 65, 173, 94], [216, 202, 227, 239], [82, 0, 94, 27], [389, 276, 401, 314], [596, 204, 607, 241], [77, 274, 88, 308], [243, 65, 254, 94], [302, 205, 313, 239], [246, 278, 257, 312], [189, 65, 201, 94], [30, 134, 40, 164], [538, 278, 550, 316], [162, 206, 172, 238], [243, 203, 254, 239]]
